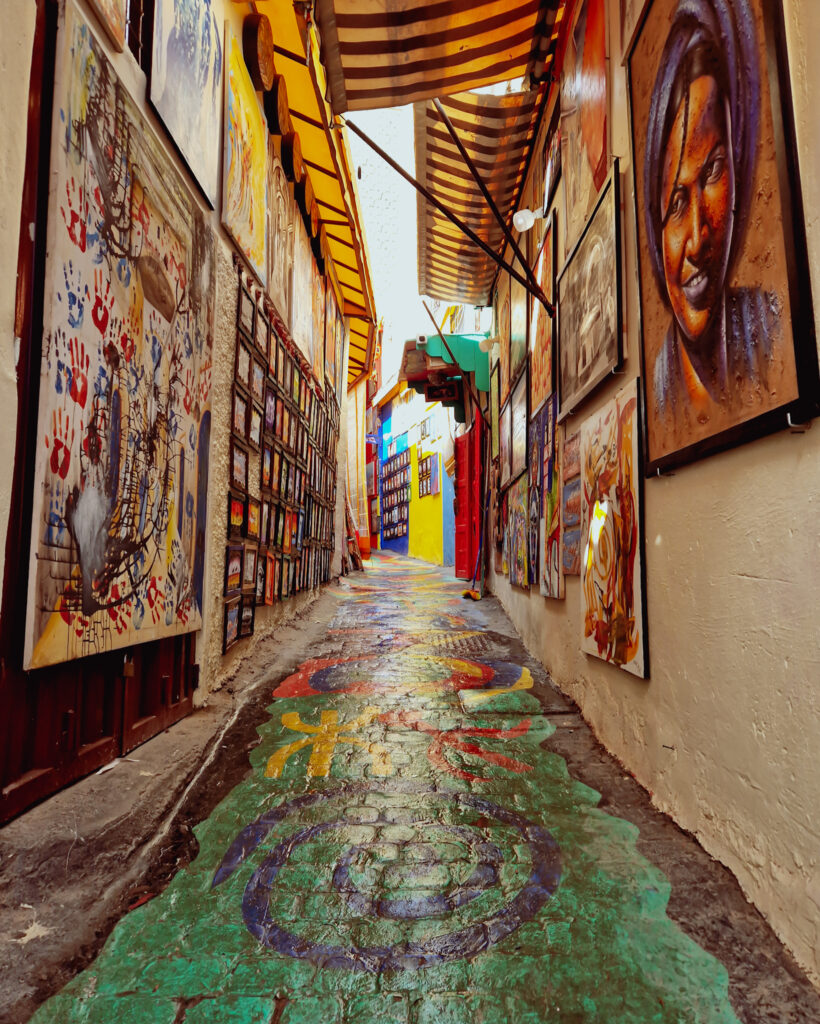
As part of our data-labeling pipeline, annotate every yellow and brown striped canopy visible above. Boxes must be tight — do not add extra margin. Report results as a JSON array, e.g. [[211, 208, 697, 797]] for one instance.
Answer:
[[315, 0, 561, 113]]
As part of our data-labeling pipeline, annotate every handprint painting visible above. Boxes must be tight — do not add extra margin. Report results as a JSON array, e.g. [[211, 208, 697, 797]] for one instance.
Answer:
[[24, 4, 215, 669], [631, 0, 806, 469]]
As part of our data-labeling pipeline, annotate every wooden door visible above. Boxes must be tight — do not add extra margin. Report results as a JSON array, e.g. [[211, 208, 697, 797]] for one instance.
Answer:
[[454, 433, 470, 578]]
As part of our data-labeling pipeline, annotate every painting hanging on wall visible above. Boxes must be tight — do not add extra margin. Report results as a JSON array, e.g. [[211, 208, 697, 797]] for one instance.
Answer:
[[496, 270, 511, 403], [629, 0, 818, 472], [499, 395, 512, 487], [325, 280, 339, 390], [150, 0, 222, 207], [268, 150, 295, 328], [619, 0, 650, 60], [510, 368, 528, 482], [558, 160, 621, 419], [223, 25, 268, 282], [540, 394, 564, 599], [560, 0, 610, 251], [510, 272, 528, 389], [291, 217, 313, 363], [527, 412, 542, 587], [25, 2, 215, 670], [529, 209, 556, 416], [561, 430, 582, 575], [580, 378, 647, 678], [507, 474, 529, 589], [87, 0, 126, 50], [311, 260, 326, 388], [490, 363, 500, 460]]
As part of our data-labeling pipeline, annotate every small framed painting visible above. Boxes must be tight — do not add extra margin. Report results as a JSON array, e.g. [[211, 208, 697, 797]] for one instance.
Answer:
[[223, 595, 241, 653], [235, 339, 253, 394], [249, 402, 263, 452], [227, 491, 246, 538], [254, 307, 269, 359], [261, 441, 273, 492], [268, 325, 280, 378], [238, 285, 255, 341], [239, 595, 255, 638], [245, 495, 261, 541], [255, 553, 266, 604], [224, 543, 243, 595], [230, 439, 249, 492], [264, 552, 276, 605], [232, 386, 249, 439], [282, 557, 292, 599], [87, 0, 126, 50], [251, 359, 266, 403], [260, 498, 271, 547], [283, 510, 293, 554], [271, 449, 281, 496], [275, 396, 284, 439], [242, 542, 258, 592], [264, 385, 277, 434]]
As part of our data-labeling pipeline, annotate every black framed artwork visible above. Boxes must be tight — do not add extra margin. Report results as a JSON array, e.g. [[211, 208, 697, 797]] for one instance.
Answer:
[[245, 495, 261, 541], [232, 386, 249, 440], [251, 358, 266, 404], [235, 338, 252, 394], [227, 491, 246, 538], [254, 306, 269, 359], [242, 542, 258, 593], [238, 285, 255, 341], [628, 0, 819, 472], [239, 595, 255, 638], [557, 159, 622, 420], [248, 402, 263, 452], [224, 543, 243, 596], [223, 595, 241, 653], [499, 395, 512, 487], [230, 439, 249, 493]]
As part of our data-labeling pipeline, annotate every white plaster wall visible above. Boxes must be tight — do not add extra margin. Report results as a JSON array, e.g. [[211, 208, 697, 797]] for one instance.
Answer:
[[0, 4, 37, 588], [490, 0, 820, 988]]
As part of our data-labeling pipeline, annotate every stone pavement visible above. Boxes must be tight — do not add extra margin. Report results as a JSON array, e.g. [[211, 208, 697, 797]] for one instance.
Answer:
[[29, 554, 820, 1023]]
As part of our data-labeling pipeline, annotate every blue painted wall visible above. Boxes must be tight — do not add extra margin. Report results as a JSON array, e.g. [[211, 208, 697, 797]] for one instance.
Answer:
[[379, 401, 409, 555], [442, 466, 455, 567]]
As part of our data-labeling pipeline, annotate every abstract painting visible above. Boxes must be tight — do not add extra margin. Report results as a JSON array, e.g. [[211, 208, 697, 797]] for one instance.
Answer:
[[580, 379, 647, 677], [510, 370, 528, 482], [558, 161, 621, 419], [561, 430, 582, 575], [223, 25, 268, 282], [529, 210, 556, 416], [25, 3, 215, 670], [151, 0, 222, 207], [560, 0, 610, 251], [629, 0, 816, 472], [527, 412, 542, 587], [510, 273, 527, 389], [540, 395, 564, 599], [507, 474, 529, 589], [499, 397, 512, 487], [496, 270, 511, 403], [87, 0, 126, 50]]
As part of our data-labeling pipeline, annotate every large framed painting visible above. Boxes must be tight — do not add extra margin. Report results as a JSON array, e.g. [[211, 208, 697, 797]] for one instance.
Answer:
[[629, 0, 819, 472], [311, 260, 326, 388], [490, 363, 500, 460], [580, 378, 648, 678], [529, 209, 557, 416], [558, 160, 622, 420], [561, 430, 582, 576], [87, 0, 126, 50], [542, 106, 562, 217], [499, 396, 512, 487], [24, 2, 215, 670], [540, 394, 564, 600], [510, 370, 528, 483], [223, 25, 268, 282], [150, 0, 222, 207], [325, 280, 339, 391], [496, 270, 511, 403], [507, 474, 529, 589], [560, 0, 610, 251], [510, 272, 528, 389]]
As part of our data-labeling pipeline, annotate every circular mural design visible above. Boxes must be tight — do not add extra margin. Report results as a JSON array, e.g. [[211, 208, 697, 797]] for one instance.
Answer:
[[213, 780, 561, 972]]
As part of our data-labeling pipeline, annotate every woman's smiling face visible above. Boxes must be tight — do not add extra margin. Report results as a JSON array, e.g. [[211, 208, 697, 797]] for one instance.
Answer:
[[661, 75, 735, 346]]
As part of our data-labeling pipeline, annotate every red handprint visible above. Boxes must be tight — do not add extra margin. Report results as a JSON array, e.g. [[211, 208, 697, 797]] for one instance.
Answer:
[[46, 409, 74, 480], [90, 268, 114, 335], [198, 360, 212, 407], [60, 177, 86, 252], [146, 576, 164, 623], [68, 337, 89, 409], [182, 368, 193, 413]]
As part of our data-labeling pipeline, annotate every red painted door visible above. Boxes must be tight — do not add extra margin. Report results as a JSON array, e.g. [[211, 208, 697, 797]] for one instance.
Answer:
[[454, 433, 470, 578], [470, 417, 484, 577]]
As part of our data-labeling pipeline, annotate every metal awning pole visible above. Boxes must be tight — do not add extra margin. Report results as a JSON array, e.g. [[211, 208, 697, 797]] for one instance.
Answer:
[[344, 118, 542, 307], [422, 301, 491, 428], [432, 98, 554, 318]]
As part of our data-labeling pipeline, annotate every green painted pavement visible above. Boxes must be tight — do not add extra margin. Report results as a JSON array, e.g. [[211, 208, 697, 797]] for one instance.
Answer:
[[31, 556, 741, 1023]]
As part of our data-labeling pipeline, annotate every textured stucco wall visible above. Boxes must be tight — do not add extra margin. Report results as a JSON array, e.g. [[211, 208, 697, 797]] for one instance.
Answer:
[[489, 0, 820, 987], [0, 3, 37, 589]]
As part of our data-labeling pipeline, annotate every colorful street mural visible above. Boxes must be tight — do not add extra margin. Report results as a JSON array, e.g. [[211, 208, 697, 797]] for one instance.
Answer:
[[33, 555, 737, 1022], [24, 4, 215, 669]]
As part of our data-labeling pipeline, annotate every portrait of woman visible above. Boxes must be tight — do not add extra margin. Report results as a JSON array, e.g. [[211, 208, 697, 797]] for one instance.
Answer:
[[631, 0, 804, 468]]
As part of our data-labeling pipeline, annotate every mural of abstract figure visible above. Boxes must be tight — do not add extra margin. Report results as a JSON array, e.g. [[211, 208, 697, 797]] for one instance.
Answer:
[[633, 0, 803, 468], [151, 0, 223, 206], [24, 4, 215, 669], [580, 381, 646, 677]]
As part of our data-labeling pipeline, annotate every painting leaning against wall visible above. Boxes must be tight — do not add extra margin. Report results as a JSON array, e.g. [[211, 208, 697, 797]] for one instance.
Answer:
[[580, 379, 647, 678], [24, 3, 216, 670]]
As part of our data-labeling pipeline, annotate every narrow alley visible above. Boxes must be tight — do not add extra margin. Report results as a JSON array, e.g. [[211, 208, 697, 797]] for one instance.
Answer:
[[23, 554, 820, 1024]]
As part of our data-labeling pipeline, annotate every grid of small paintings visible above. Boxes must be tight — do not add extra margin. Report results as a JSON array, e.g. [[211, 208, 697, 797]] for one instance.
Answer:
[[223, 271, 341, 653], [418, 452, 440, 498], [381, 450, 410, 539]]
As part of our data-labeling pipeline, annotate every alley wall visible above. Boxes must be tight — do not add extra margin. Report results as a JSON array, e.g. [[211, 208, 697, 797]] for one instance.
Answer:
[[488, 0, 820, 987]]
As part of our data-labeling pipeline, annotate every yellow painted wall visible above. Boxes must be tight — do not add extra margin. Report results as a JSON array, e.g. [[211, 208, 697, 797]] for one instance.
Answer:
[[408, 444, 443, 565]]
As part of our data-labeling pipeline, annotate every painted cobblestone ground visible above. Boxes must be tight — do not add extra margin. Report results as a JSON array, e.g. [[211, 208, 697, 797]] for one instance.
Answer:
[[32, 555, 742, 1023]]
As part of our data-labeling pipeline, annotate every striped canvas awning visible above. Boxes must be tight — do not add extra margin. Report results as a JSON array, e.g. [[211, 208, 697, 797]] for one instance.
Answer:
[[415, 88, 541, 306], [314, 0, 562, 113]]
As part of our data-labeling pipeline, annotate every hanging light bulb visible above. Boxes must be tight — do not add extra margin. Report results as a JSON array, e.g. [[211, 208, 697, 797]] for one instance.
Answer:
[[512, 208, 538, 233]]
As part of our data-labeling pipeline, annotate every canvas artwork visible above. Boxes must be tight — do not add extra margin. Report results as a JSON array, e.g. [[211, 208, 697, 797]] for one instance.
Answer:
[[580, 379, 647, 678], [268, 149, 295, 327], [527, 412, 542, 587], [490, 364, 500, 460], [325, 282, 338, 389], [499, 397, 512, 487], [561, 430, 582, 575], [630, 0, 815, 472], [335, 311, 346, 394], [620, 0, 650, 60], [507, 474, 529, 589], [540, 394, 564, 599], [223, 596, 240, 652], [24, 4, 215, 670], [560, 0, 610, 251], [496, 271, 511, 403], [150, 0, 222, 207], [558, 162, 621, 419], [510, 370, 528, 482], [510, 273, 528, 388], [291, 217, 313, 363], [312, 261, 326, 388], [87, 0, 126, 50], [223, 25, 268, 282], [543, 111, 562, 216], [529, 211, 556, 416]]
